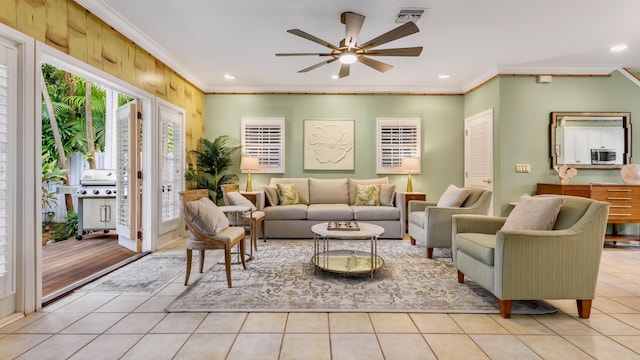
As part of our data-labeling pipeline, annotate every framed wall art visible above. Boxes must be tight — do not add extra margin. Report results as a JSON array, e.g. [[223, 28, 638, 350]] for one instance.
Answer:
[[304, 119, 355, 170]]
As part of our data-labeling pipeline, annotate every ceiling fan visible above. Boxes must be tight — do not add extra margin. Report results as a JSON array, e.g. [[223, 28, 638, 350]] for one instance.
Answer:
[[276, 11, 423, 78]]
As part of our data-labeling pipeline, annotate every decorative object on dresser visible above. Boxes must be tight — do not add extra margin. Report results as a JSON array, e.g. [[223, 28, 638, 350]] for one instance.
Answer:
[[621, 164, 640, 185], [553, 164, 577, 185], [537, 183, 640, 242]]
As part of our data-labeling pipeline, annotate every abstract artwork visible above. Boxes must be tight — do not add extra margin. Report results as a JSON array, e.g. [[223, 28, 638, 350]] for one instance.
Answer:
[[304, 119, 355, 170]]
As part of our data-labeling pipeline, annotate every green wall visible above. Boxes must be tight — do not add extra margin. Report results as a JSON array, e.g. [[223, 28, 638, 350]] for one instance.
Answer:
[[203, 71, 640, 217], [204, 94, 464, 199]]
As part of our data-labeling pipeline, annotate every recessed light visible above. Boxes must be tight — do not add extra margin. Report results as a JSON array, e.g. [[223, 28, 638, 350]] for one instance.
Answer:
[[224, 74, 236, 80], [610, 44, 628, 52], [438, 74, 450, 79], [331, 75, 339, 79]]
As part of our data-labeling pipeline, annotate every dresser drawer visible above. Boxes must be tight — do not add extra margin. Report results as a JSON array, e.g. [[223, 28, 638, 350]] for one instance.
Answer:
[[591, 186, 640, 222]]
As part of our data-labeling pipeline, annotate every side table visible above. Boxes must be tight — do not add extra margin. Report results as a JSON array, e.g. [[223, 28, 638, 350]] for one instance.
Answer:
[[218, 205, 253, 261]]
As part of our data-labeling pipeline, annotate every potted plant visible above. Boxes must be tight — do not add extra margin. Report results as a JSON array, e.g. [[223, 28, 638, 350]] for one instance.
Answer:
[[185, 135, 240, 204]]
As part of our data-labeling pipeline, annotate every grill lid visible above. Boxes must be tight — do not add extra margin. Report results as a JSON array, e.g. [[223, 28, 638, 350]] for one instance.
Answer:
[[80, 169, 117, 186]]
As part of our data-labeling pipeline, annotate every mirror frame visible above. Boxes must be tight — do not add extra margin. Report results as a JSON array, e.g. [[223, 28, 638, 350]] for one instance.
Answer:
[[550, 111, 632, 169]]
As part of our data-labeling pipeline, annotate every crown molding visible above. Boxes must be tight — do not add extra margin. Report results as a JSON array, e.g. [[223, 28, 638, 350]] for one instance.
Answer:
[[75, 0, 206, 90]]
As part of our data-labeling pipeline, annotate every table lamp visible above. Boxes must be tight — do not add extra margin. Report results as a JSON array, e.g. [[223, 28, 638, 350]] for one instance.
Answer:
[[240, 156, 260, 192], [401, 157, 420, 192]]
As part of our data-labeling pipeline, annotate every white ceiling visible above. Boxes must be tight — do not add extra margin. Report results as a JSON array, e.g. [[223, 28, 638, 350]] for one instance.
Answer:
[[77, 0, 640, 94]]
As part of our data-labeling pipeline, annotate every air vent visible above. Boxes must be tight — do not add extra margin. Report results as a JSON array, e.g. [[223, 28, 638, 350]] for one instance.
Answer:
[[395, 8, 426, 23]]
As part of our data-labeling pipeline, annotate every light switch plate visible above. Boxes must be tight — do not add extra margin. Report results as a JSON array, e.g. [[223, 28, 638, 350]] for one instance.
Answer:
[[515, 164, 530, 173]]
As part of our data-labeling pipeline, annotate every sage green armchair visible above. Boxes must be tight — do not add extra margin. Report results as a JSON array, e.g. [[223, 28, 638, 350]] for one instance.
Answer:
[[408, 188, 492, 258], [452, 195, 609, 318]]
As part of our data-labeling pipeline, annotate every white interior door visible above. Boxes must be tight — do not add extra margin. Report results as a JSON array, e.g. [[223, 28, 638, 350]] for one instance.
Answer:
[[0, 39, 16, 319], [115, 101, 141, 252], [465, 108, 494, 212]]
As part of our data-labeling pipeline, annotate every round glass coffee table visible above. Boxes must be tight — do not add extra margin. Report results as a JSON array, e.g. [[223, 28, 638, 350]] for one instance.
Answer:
[[311, 222, 385, 278]]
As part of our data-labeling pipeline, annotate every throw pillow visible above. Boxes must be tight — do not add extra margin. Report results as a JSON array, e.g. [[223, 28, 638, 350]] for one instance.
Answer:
[[437, 184, 471, 207], [226, 191, 257, 211], [379, 184, 396, 206], [355, 184, 381, 206], [264, 186, 280, 206], [186, 197, 229, 235], [277, 183, 300, 205], [501, 194, 564, 231]]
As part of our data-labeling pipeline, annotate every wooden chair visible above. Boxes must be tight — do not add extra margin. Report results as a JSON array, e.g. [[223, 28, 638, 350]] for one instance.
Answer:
[[220, 184, 266, 250], [181, 189, 246, 288]]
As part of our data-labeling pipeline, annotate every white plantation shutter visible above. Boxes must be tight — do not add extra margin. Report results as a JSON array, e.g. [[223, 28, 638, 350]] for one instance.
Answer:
[[0, 44, 15, 288], [377, 118, 421, 174], [160, 105, 184, 227], [241, 117, 285, 173]]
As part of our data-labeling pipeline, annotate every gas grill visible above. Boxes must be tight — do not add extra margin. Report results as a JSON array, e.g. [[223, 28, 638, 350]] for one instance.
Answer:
[[75, 169, 117, 240]]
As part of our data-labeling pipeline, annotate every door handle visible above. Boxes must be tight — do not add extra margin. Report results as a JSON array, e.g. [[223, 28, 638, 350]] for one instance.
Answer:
[[482, 179, 492, 184]]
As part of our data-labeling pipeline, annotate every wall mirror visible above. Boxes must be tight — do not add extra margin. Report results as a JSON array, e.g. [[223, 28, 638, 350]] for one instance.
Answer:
[[550, 111, 631, 169]]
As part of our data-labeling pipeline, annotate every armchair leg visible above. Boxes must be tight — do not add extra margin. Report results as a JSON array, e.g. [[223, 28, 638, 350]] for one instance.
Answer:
[[199, 250, 205, 273], [240, 236, 247, 270], [577, 300, 593, 318], [457, 270, 465, 283], [184, 249, 192, 285], [224, 248, 233, 288], [499, 300, 512, 318], [426, 248, 433, 259], [409, 236, 416, 245]]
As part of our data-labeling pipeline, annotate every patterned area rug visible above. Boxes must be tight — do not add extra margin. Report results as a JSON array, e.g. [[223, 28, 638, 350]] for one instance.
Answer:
[[78, 255, 186, 293], [166, 240, 557, 314]]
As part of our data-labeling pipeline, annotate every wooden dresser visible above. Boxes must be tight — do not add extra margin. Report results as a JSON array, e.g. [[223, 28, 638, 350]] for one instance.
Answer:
[[537, 183, 640, 224]]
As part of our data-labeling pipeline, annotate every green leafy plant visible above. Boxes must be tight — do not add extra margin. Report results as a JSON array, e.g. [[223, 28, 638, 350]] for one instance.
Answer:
[[53, 211, 78, 242], [41, 154, 68, 210], [185, 135, 240, 204]]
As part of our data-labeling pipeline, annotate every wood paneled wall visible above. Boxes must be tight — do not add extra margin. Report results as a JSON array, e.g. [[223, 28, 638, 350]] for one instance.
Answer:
[[0, 0, 204, 151]]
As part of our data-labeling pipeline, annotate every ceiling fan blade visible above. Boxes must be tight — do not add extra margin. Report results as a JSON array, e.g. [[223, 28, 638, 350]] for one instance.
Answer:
[[359, 22, 420, 50], [358, 57, 393, 73], [365, 47, 423, 57], [342, 12, 365, 49], [287, 29, 339, 50], [339, 63, 350, 78], [298, 58, 338, 73], [276, 53, 334, 57]]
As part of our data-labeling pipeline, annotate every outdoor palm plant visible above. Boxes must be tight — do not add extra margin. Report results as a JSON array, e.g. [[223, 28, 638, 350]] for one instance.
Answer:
[[185, 135, 240, 204]]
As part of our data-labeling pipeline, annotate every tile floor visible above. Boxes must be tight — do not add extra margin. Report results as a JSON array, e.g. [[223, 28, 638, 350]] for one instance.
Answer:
[[1, 240, 640, 359]]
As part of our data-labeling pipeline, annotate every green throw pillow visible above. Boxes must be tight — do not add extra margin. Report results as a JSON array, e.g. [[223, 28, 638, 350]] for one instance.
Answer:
[[355, 184, 381, 206], [277, 183, 300, 205]]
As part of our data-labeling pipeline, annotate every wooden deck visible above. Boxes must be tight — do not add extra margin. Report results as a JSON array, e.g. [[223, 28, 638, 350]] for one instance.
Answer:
[[42, 231, 137, 300]]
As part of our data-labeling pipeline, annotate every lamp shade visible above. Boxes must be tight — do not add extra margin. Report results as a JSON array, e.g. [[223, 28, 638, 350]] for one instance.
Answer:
[[240, 156, 259, 171], [401, 157, 420, 171]]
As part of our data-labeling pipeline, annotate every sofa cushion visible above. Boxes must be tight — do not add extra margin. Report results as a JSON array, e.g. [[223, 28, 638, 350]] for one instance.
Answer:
[[277, 183, 300, 205], [270, 178, 310, 204], [186, 197, 229, 235], [502, 194, 563, 231], [352, 205, 400, 221], [437, 184, 471, 207], [349, 177, 389, 205], [226, 191, 257, 211], [455, 233, 496, 266], [309, 178, 349, 204], [308, 204, 353, 220], [380, 184, 396, 206], [264, 186, 280, 206], [355, 184, 381, 206], [262, 204, 308, 220]]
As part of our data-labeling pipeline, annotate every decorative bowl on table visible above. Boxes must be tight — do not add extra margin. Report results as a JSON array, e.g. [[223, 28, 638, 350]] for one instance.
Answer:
[[621, 164, 640, 185]]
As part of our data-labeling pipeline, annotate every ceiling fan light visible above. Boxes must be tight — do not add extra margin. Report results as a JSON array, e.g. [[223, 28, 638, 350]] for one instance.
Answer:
[[339, 52, 358, 64]]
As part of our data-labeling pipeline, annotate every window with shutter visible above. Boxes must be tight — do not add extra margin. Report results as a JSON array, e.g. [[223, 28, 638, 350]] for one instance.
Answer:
[[241, 117, 285, 173], [377, 118, 421, 174], [0, 48, 14, 287], [160, 105, 184, 227]]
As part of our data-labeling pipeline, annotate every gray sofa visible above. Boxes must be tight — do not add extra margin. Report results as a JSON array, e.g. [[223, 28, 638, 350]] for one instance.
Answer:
[[259, 177, 405, 239]]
